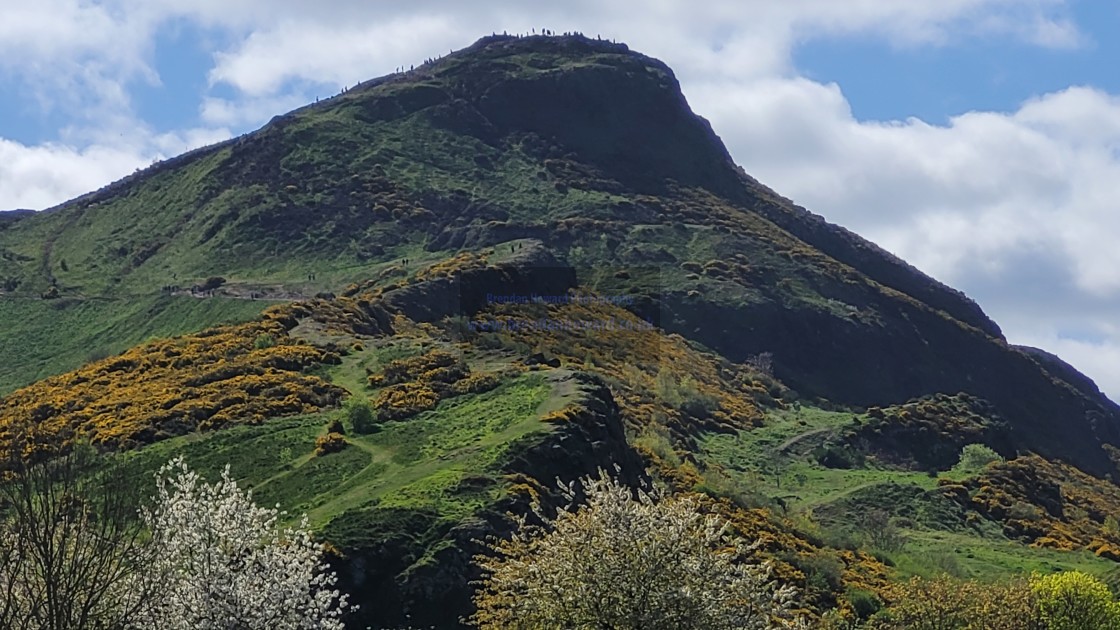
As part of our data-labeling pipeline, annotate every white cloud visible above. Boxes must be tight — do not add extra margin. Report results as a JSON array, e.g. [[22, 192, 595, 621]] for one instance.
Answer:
[[0, 0, 157, 119], [200, 94, 307, 128], [0, 125, 230, 210], [195, 0, 1082, 96], [151, 126, 233, 157], [0, 139, 146, 210], [208, 15, 462, 97], [0, 0, 1083, 128]]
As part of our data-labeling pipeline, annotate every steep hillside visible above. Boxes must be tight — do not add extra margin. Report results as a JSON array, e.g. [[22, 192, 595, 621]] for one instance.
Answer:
[[5, 35, 1117, 476], [3, 33, 1120, 627]]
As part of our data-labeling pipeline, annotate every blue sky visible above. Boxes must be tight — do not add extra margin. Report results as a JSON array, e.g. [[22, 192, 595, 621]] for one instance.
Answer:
[[796, 1, 1120, 124], [1, 0, 1119, 401]]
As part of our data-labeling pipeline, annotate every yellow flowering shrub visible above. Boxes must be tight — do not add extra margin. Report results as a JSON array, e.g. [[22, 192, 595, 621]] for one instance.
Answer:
[[690, 494, 892, 616], [870, 574, 1040, 630], [369, 350, 463, 387], [450, 372, 502, 396], [314, 432, 349, 456], [540, 405, 584, 424], [413, 250, 491, 282], [943, 455, 1120, 554], [373, 382, 440, 421], [364, 348, 503, 421], [0, 319, 344, 458]]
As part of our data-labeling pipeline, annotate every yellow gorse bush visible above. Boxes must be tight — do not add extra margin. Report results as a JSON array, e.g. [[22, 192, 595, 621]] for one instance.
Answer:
[[366, 349, 501, 421], [0, 318, 344, 459], [1030, 571, 1120, 630], [870, 574, 1041, 630], [940, 455, 1120, 560]]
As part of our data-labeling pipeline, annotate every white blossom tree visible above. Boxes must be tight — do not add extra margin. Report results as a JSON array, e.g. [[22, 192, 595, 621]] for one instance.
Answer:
[[471, 468, 808, 629], [130, 457, 352, 630]]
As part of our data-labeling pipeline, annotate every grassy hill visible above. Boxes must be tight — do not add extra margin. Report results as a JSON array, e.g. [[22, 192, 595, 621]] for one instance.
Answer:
[[3, 34, 1120, 627]]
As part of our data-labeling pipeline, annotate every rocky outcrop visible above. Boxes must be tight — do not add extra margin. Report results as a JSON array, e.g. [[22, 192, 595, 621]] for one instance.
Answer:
[[379, 242, 577, 322], [846, 393, 1016, 471]]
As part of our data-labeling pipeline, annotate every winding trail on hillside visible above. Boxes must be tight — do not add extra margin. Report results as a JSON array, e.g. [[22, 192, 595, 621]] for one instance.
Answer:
[[776, 426, 834, 453]]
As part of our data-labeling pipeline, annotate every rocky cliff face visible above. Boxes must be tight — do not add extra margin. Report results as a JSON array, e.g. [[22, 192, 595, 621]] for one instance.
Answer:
[[662, 284, 1120, 477]]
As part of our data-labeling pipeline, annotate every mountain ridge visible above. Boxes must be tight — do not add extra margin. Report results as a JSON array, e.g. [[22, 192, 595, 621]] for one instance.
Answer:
[[0, 35, 1002, 342]]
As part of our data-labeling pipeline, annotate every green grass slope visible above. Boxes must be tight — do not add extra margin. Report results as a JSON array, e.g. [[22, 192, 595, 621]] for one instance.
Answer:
[[695, 404, 1120, 585], [106, 359, 625, 628], [115, 372, 554, 526]]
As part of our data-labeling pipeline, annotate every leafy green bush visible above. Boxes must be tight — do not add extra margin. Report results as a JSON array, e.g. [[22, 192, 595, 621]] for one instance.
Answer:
[[819, 526, 861, 552], [846, 588, 883, 620], [632, 425, 681, 467], [199, 276, 226, 291], [655, 371, 719, 419], [793, 550, 845, 594], [954, 443, 1004, 473], [863, 509, 907, 553], [253, 333, 276, 350], [927, 551, 966, 579], [1007, 501, 1044, 523], [813, 444, 864, 469], [692, 466, 771, 511], [344, 396, 377, 434], [679, 389, 720, 419]]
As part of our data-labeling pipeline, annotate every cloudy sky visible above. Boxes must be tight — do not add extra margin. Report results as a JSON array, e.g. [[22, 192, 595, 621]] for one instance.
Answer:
[[2, 0, 1118, 400]]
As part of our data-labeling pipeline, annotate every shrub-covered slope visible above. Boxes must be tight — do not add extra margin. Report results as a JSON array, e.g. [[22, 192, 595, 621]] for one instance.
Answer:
[[1, 249, 898, 626]]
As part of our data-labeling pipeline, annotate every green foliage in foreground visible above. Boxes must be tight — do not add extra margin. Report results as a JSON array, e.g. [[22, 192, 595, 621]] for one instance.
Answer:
[[1032, 571, 1120, 630], [0, 445, 350, 630]]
